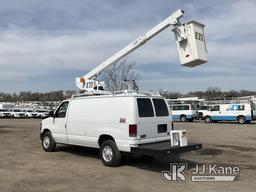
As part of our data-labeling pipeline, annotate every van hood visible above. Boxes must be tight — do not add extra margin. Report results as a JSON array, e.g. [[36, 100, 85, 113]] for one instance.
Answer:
[[41, 117, 53, 125]]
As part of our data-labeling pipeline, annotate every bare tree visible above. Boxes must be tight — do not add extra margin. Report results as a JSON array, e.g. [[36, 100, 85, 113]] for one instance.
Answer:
[[159, 90, 182, 99], [1, 87, 256, 102], [99, 60, 139, 91]]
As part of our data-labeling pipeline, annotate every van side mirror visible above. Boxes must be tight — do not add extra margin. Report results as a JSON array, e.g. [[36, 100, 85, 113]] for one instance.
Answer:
[[49, 111, 55, 117]]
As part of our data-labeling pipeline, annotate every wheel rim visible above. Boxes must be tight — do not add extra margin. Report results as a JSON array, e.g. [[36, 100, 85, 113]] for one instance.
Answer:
[[239, 118, 244, 124], [206, 118, 210, 123], [43, 136, 50, 149], [102, 146, 113, 162]]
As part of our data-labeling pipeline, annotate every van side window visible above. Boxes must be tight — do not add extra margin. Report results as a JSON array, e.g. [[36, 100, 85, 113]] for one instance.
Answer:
[[181, 105, 189, 110], [230, 104, 245, 111], [55, 101, 69, 118], [137, 98, 154, 117], [211, 105, 220, 111], [172, 105, 189, 110], [153, 99, 169, 116]]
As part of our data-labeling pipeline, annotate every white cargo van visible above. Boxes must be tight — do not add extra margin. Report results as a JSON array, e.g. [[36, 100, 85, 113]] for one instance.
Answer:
[[169, 104, 197, 122], [24, 109, 38, 118], [197, 105, 212, 119], [10, 109, 25, 118], [40, 94, 201, 166], [203, 103, 256, 124], [0, 109, 12, 118], [36, 109, 50, 118]]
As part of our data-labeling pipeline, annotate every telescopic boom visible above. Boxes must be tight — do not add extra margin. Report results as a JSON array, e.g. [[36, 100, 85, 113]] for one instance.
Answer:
[[76, 9, 207, 92]]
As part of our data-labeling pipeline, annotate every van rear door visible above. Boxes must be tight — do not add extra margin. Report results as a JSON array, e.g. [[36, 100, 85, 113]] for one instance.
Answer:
[[152, 98, 170, 137], [136, 98, 170, 141]]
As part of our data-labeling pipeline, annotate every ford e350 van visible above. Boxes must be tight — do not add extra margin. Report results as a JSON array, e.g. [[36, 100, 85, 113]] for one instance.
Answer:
[[40, 93, 201, 166]]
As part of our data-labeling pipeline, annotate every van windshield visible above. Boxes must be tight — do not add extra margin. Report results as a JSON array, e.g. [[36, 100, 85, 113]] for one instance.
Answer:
[[191, 105, 198, 110], [153, 99, 169, 116], [211, 105, 220, 111], [199, 106, 210, 110]]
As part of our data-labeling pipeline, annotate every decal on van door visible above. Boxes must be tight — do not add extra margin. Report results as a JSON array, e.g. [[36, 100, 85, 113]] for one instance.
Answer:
[[119, 118, 126, 123]]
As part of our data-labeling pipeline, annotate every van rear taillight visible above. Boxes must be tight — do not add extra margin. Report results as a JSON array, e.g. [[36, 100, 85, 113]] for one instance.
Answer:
[[171, 122, 174, 130], [129, 124, 137, 137]]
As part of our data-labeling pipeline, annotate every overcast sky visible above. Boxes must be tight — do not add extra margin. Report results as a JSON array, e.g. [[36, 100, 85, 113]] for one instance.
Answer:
[[0, 0, 255, 93]]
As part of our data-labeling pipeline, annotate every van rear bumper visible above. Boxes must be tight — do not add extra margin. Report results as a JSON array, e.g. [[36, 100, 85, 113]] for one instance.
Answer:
[[131, 141, 202, 157]]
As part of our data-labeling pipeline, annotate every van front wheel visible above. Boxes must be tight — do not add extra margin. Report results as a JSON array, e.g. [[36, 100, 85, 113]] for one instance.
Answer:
[[205, 116, 212, 123], [237, 116, 246, 124], [100, 140, 122, 167], [42, 132, 56, 152]]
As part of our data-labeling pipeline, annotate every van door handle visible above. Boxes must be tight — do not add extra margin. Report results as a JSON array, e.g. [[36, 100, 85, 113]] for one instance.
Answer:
[[65, 124, 67, 129], [140, 134, 146, 138]]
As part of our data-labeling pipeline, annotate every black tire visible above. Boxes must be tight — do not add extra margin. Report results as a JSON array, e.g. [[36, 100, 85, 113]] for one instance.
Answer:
[[237, 116, 246, 124], [180, 115, 187, 122], [41, 132, 56, 152], [100, 140, 122, 167], [205, 116, 212, 123], [198, 112, 203, 119]]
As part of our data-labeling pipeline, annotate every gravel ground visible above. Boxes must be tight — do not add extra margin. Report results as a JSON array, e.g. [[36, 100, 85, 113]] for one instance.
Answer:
[[0, 119, 255, 192]]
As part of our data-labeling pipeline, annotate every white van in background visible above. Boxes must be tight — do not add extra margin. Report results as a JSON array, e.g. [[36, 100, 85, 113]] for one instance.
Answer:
[[10, 109, 25, 118], [169, 104, 197, 122], [40, 93, 201, 166], [197, 105, 212, 119], [0, 109, 12, 118], [203, 103, 256, 124], [36, 109, 50, 118], [24, 109, 38, 118]]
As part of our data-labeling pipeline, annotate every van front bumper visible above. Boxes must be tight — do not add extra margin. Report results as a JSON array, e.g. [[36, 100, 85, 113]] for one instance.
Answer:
[[131, 141, 202, 157]]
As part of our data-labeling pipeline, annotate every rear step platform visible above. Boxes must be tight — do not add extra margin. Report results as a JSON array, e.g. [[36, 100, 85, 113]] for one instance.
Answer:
[[131, 141, 202, 157]]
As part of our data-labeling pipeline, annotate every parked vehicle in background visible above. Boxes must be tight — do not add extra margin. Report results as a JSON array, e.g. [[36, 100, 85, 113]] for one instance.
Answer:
[[0, 109, 12, 118], [10, 109, 25, 118], [169, 104, 197, 122], [197, 105, 212, 119], [203, 103, 256, 124], [24, 109, 38, 118], [36, 109, 50, 118]]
